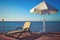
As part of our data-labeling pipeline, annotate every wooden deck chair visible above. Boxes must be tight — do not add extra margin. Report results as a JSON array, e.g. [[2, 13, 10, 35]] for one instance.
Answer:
[[5, 21, 32, 38]]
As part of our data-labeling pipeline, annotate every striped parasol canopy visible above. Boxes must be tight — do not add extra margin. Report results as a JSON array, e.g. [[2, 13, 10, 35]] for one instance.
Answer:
[[30, 1, 58, 15]]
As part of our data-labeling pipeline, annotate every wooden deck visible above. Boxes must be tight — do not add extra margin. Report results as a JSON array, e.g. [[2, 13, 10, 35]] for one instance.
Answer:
[[0, 32, 60, 40]]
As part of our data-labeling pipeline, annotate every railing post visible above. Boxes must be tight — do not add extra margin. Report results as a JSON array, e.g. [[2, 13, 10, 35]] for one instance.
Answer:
[[2, 19, 4, 33]]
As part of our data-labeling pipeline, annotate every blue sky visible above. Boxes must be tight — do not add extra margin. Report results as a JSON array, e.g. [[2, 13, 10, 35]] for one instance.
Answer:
[[0, 0, 60, 21]]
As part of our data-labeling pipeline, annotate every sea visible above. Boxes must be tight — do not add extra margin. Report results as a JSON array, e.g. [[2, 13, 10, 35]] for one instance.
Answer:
[[0, 21, 60, 33]]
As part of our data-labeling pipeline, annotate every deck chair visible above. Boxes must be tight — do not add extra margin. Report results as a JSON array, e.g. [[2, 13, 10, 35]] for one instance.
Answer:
[[5, 21, 32, 39]]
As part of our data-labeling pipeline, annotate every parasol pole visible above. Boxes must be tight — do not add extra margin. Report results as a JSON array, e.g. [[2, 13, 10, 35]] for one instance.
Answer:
[[43, 19, 46, 32]]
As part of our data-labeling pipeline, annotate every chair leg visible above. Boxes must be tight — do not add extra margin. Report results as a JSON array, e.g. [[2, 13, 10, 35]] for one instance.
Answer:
[[28, 30, 32, 34], [16, 32, 23, 38], [16, 29, 27, 39], [24, 28, 32, 34], [27, 28, 32, 34]]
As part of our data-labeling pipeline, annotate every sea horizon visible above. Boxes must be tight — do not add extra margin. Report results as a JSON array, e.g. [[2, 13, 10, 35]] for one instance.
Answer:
[[0, 20, 60, 22], [0, 21, 60, 33]]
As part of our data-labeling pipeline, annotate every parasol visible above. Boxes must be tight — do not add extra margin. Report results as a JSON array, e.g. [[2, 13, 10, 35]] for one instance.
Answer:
[[30, 1, 58, 32]]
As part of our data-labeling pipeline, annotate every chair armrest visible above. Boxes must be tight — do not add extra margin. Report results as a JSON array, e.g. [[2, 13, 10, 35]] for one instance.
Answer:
[[15, 27, 22, 30]]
